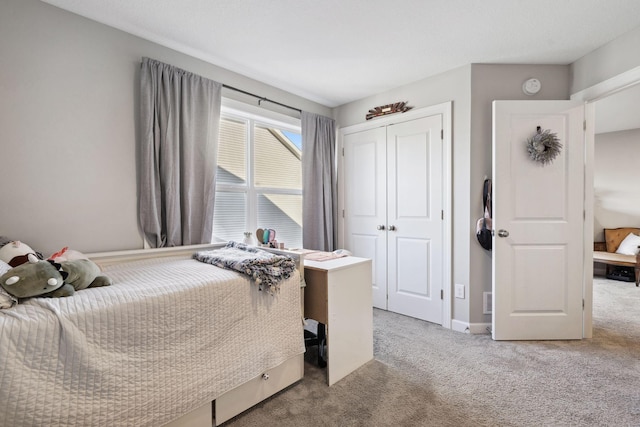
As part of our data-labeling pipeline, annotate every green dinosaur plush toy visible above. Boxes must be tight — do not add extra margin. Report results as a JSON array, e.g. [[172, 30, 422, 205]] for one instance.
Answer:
[[59, 258, 112, 291], [0, 254, 111, 299]]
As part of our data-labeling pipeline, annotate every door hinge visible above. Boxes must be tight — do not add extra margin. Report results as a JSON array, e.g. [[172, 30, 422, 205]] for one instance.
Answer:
[[583, 120, 586, 131], [342, 209, 345, 218], [582, 299, 585, 309], [441, 129, 444, 140], [440, 289, 444, 300], [342, 147, 345, 156], [441, 210, 444, 220]]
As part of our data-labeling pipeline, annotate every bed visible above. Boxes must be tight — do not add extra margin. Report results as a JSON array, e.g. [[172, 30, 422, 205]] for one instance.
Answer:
[[0, 243, 305, 427]]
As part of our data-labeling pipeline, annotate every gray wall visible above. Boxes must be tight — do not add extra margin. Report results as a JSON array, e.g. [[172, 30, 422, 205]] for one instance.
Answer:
[[3, 0, 639, 329], [336, 24, 640, 329], [593, 129, 640, 241], [571, 26, 640, 94], [334, 64, 571, 327], [469, 64, 570, 324], [0, 0, 330, 256]]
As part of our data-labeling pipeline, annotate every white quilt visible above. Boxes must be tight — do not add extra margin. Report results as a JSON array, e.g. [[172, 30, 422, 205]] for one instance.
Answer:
[[0, 256, 304, 427]]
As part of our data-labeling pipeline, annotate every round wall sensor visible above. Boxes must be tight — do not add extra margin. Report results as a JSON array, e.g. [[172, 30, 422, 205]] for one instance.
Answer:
[[522, 78, 541, 95]]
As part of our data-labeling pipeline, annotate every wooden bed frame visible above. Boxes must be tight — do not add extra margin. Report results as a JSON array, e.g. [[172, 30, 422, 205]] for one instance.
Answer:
[[164, 354, 304, 426], [87, 243, 305, 426]]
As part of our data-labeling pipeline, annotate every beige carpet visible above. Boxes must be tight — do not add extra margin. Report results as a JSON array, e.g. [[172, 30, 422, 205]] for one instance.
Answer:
[[224, 278, 640, 426]]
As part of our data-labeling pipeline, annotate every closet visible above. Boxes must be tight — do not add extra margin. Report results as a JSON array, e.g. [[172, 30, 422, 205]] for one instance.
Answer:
[[342, 113, 444, 324]]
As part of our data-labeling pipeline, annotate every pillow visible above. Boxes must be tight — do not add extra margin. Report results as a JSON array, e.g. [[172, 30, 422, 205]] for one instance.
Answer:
[[48, 247, 88, 263], [0, 241, 43, 267], [615, 232, 640, 256]]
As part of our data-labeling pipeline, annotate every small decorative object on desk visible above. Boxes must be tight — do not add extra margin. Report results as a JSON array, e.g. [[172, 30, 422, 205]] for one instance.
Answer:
[[243, 232, 257, 246], [256, 228, 279, 248]]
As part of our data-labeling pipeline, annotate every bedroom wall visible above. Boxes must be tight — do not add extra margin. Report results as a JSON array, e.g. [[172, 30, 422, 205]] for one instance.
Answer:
[[333, 65, 473, 325], [593, 128, 640, 242], [0, 0, 330, 256], [469, 64, 571, 325], [333, 64, 571, 328], [571, 25, 640, 94]]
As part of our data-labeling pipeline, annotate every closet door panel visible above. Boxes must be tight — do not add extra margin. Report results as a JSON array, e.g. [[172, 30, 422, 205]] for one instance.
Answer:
[[343, 127, 388, 310], [395, 133, 430, 218], [387, 116, 443, 323], [395, 237, 430, 296]]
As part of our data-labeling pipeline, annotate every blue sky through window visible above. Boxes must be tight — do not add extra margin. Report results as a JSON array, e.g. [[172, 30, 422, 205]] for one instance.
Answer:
[[282, 130, 302, 150]]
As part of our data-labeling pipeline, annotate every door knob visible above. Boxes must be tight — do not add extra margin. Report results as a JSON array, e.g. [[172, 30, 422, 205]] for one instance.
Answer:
[[388, 225, 397, 231], [498, 229, 509, 238], [377, 225, 385, 230]]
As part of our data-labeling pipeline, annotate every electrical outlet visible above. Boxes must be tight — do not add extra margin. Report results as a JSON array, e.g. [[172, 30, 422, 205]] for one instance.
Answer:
[[454, 283, 465, 299]]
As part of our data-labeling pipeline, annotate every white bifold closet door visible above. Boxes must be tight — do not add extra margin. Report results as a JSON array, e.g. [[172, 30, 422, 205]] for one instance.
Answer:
[[343, 115, 444, 324]]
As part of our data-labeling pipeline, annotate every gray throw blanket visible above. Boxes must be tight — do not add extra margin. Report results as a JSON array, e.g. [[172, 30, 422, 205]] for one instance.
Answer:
[[194, 241, 296, 294]]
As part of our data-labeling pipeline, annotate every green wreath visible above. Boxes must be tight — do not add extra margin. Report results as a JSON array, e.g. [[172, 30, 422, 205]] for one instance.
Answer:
[[526, 126, 562, 166]]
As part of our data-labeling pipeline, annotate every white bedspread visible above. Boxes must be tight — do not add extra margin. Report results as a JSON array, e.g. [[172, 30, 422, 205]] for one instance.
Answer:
[[0, 256, 304, 427]]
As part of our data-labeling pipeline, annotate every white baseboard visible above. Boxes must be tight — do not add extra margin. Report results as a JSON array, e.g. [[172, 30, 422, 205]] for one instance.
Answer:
[[451, 320, 491, 335], [469, 323, 492, 335], [451, 319, 470, 333]]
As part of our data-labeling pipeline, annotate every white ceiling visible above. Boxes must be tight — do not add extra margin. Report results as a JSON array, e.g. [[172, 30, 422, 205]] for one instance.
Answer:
[[41, 0, 640, 110]]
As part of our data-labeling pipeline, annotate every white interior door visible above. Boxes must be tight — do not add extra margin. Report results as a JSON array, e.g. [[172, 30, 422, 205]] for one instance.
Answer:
[[492, 100, 586, 340], [387, 116, 443, 323], [343, 127, 388, 309]]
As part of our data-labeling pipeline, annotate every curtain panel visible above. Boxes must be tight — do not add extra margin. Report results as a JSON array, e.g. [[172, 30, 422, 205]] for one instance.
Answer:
[[301, 112, 337, 251], [139, 58, 222, 247]]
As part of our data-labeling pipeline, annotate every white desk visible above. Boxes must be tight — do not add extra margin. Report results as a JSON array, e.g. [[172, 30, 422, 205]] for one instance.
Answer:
[[303, 256, 373, 386]]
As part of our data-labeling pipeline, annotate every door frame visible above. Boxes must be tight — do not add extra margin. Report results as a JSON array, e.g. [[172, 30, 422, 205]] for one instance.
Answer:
[[337, 101, 453, 329], [570, 66, 640, 338]]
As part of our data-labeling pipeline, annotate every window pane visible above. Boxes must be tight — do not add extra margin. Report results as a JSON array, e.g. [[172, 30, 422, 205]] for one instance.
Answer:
[[213, 191, 246, 243], [257, 194, 302, 249], [254, 126, 301, 189], [217, 118, 247, 185]]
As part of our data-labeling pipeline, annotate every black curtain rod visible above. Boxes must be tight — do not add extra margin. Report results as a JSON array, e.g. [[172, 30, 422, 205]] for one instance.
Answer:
[[222, 84, 302, 114]]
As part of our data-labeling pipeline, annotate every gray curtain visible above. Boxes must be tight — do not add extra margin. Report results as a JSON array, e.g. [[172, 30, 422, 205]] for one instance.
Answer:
[[139, 58, 222, 248], [301, 112, 337, 251]]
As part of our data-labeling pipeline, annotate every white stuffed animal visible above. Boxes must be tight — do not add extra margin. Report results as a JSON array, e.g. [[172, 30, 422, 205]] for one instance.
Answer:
[[0, 241, 39, 267]]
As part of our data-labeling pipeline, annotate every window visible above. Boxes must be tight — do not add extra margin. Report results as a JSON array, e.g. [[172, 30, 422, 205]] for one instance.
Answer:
[[213, 103, 302, 249]]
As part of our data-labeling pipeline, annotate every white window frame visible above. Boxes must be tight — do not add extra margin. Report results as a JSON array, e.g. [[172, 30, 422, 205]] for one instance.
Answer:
[[215, 98, 302, 243]]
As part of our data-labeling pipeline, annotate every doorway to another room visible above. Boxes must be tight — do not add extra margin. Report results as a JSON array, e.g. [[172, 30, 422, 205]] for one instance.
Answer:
[[572, 69, 640, 339]]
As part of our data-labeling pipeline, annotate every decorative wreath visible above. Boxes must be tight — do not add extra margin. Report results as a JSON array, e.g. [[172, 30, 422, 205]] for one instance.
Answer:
[[526, 126, 562, 165]]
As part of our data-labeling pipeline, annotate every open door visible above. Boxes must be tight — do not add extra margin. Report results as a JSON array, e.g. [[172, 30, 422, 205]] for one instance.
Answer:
[[492, 100, 587, 340]]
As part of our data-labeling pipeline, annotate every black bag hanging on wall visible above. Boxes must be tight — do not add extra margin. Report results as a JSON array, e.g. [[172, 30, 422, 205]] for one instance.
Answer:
[[476, 179, 492, 251]]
